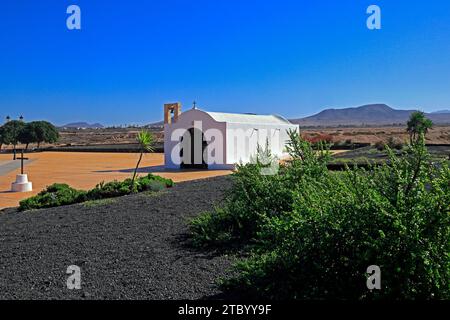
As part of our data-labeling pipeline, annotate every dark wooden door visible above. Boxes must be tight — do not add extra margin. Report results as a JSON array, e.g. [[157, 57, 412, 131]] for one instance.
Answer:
[[180, 128, 208, 169]]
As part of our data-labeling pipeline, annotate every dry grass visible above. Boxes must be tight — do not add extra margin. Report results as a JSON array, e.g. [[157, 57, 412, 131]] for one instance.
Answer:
[[302, 125, 450, 145], [2, 126, 448, 152]]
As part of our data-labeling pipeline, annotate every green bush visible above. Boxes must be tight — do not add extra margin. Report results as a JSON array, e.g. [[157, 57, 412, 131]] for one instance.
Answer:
[[87, 180, 131, 200], [190, 130, 330, 247], [191, 133, 450, 300], [137, 174, 174, 191], [19, 174, 174, 211], [146, 180, 166, 192], [19, 183, 87, 210]]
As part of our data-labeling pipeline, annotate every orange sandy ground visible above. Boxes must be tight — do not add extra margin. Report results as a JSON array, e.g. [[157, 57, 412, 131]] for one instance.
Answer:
[[0, 152, 232, 209]]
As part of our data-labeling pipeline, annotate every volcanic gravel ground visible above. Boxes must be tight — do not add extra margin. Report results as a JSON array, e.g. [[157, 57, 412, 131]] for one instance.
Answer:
[[0, 176, 235, 300]]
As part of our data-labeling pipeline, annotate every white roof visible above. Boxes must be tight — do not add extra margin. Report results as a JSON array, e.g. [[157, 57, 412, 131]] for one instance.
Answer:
[[205, 111, 293, 125]]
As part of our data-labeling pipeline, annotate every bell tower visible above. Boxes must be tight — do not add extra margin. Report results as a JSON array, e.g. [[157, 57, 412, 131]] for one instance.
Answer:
[[164, 103, 181, 125]]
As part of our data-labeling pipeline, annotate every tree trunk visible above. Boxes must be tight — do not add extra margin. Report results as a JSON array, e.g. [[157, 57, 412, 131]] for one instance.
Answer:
[[131, 152, 143, 191], [13, 144, 16, 160]]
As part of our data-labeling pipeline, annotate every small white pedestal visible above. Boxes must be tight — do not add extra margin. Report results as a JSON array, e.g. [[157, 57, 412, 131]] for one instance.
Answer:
[[11, 174, 33, 192]]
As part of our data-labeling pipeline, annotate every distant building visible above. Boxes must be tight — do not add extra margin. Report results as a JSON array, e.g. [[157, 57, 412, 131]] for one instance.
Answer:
[[163, 103, 299, 170]]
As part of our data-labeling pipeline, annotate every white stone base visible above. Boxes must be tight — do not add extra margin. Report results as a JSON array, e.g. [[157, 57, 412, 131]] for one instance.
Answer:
[[11, 174, 33, 192]]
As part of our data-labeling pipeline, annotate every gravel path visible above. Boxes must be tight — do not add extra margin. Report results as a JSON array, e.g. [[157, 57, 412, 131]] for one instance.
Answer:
[[0, 176, 234, 300]]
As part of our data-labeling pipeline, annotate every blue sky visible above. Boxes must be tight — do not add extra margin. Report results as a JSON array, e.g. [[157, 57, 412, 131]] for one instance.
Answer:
[[1, 0, 449, 125]]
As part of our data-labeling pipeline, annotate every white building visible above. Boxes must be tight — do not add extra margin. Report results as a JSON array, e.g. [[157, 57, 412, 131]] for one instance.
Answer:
[[163, 103, 299, 170]]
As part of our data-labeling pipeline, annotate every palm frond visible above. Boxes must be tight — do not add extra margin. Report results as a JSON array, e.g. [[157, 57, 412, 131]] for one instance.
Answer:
[[136, 130, 155, 152]]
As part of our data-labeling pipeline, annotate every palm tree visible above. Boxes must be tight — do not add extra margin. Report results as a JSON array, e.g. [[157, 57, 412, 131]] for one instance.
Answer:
[[131, 130, 155, 190], [406, 111, 433, 144]]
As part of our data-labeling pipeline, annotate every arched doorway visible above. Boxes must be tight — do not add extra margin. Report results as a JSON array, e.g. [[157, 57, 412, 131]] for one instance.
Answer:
[[180, 127, 208, 169]]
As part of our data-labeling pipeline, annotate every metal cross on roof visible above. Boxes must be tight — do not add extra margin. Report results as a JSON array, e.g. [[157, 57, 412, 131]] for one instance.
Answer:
[[192, 101, 197, 109]]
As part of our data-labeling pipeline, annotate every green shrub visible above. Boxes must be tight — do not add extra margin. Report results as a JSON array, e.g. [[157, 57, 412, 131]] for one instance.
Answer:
[[147, 180, 166, 192], [88, 174, 174, 199], [192, 133, 450, 300], [19, 183, 87, 210], [136, 174, 174, 191], [190, 162, 283, 246], [226, 156, 449, 299], [19, 174, 174, 211], [85, 174, 173, 200], [87, 180, 131, 200], [190, 130, 330, 247]]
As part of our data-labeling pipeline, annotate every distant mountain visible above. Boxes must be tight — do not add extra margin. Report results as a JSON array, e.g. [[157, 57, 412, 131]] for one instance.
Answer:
[[290, 104, 450, 126], [61, 122, 104, 129], [431, 110, 450, 114]]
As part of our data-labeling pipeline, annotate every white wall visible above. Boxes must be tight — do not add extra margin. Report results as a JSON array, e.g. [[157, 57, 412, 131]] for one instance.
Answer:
[[164, 109, 299, 169], [225, 123, 299, 165], [164, 109, 228, 169]]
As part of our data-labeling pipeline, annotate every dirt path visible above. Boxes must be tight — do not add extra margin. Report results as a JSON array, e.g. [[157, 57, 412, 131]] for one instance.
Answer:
[[0, 176, 234, 300], [0, 159, 33, 176]]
